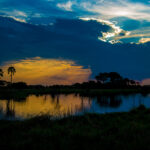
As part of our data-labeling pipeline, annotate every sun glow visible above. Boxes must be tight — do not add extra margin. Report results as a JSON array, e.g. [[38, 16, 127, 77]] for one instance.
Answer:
[[1, 57, 92, 85]]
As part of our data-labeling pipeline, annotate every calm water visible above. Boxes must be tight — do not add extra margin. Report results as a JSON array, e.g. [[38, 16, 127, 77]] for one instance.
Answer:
[[0, 93, 150, 120]]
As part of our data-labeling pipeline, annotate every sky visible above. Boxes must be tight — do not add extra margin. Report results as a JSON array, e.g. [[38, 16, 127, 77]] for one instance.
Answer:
[[0, 0, 150, 85]]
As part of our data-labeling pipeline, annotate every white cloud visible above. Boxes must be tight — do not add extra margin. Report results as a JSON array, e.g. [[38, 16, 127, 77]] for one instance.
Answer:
[[79, 1, 150, 44], [138, 38, 150, 44], [80, 0, 150, 21], [9, 16, 27, 23], [0, 15, 27, 23], [114, 31, 150, 41], [14, 10, 27, 17], [0, 9, 28, 23], [1, 10, 28, 17], [80, 17, 130, 44], [57, 1, 75, 12], [80, 17, 150, 44]]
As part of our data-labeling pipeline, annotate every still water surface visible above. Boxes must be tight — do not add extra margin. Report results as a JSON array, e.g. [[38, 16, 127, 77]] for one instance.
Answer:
[[0, 93, 150, 120]]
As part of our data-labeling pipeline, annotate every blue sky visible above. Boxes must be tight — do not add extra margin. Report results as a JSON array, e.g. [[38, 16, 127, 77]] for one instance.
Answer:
[[0, 0, 150, 84]]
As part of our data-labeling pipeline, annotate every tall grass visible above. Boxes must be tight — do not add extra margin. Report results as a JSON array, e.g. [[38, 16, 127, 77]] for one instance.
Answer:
[[0, 106, 150, 150]]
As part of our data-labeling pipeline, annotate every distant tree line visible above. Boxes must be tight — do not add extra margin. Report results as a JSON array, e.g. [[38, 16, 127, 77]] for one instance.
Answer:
[[95, 72, 139, 86], [73, 72, 140, 89], [0, 69, 142, 89]]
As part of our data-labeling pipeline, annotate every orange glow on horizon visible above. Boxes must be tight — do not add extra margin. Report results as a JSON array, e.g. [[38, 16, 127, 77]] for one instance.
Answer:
[[1, 57, 92, 85], [141, 78, 150, 86]]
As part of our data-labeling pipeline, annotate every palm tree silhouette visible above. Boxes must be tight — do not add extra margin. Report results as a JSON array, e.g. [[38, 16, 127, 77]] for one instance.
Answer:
[[8, 66, 16, 83], [0, 69, 3, 79]]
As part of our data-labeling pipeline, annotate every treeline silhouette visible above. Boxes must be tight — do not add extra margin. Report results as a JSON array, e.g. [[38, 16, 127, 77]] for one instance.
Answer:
[[0, 71, 142, 89], [73, 72, 140, 89]]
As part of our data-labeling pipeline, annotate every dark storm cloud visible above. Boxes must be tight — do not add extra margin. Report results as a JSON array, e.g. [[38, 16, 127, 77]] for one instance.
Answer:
[[0, 16, 150, 82]]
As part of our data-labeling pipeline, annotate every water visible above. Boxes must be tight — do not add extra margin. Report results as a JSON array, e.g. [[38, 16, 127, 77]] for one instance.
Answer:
[[0, 93, 150, 120]]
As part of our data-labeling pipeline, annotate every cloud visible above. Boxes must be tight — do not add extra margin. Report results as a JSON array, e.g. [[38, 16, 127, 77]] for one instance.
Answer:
[[0, 10, 28, 23], [138, 38, 150, 44], [1, 0, 150, 23], [80, 17, 130, 44], [80, 0, 150, 21], [114, 32, 150, 41], [13, 10, 27, 17], [6, 16, 27, 23], [57, 1, 75, 11], [80, 17, 150, 44], [0, 9, 27, 17], [1, 57, 91, 85], [2, 16, 150, 82]]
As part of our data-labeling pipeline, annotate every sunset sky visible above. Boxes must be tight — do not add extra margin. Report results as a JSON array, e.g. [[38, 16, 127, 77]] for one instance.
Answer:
[[0, 0, 150, 85]]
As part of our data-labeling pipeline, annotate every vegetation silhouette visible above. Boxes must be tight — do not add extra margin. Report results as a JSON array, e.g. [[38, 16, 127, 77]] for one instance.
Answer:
[[95, 72, 138, 86], [0, 71, 149, 98], [95, 72, 108, 84], [0, 105, 149, 150], [95, 72, 122, 83], [8, 66, 16, 83], [7, 82, 27, 89], [5, 100, 15, 118], [0, 71, 141, 90], [97, 95, 122, 108], [74, 72, 140, 89], [0, 69, 3, 79]]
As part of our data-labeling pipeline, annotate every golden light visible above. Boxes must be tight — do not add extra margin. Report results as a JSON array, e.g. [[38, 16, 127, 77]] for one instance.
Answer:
[[139, 38, 150, 44], [0, 94, 92, 118], [1, 57, 92, 85]]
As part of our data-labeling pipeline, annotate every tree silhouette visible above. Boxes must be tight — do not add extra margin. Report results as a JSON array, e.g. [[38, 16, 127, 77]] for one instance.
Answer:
[[0, 69, 3, 79], [130, 80, 136, 86], [109, 72, 122, 82], [8, 66, 16, 83], [95, 72, 122, 84], [124, 78, 130, 86], [95, 73, 108, 83]]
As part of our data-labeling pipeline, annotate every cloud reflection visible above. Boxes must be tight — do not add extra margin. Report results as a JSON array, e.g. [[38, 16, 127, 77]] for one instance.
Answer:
[[0, 94, 92, 119]]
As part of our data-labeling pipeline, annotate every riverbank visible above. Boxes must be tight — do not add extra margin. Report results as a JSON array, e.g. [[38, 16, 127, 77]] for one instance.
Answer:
[[0, 105, 150, 150]]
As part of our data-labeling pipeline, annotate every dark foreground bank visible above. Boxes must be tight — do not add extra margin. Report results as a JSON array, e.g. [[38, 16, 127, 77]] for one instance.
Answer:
[[0, 105, 150, 150]]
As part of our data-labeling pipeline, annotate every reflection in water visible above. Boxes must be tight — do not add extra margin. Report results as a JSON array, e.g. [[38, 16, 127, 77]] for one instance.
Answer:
[[0, 94, 92, 119], [0, 93, 150, 120], [97, 95, 122, 108], [6, 100, 15, 118]]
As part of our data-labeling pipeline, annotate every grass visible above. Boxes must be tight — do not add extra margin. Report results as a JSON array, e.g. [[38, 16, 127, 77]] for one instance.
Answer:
[[1, 105, 150, 150]]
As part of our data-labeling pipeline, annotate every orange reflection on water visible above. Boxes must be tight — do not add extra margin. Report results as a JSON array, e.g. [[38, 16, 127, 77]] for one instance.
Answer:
[[2, 57, 92, 85], [0, 94, 92, 119]]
